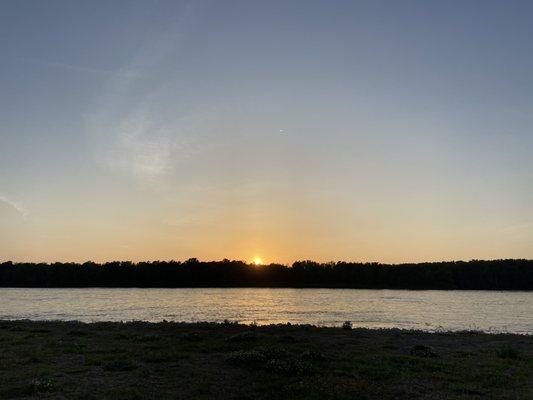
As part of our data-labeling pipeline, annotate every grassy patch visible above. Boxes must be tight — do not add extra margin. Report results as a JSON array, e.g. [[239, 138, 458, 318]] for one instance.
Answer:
[[0, 320, 530, 400]]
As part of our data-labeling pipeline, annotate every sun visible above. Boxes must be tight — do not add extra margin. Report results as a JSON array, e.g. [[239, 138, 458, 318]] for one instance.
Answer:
[[252, 257, 263, 265]]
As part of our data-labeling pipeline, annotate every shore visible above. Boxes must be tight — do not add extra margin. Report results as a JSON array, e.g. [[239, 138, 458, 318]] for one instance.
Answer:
[[0, 320, 531, 399]]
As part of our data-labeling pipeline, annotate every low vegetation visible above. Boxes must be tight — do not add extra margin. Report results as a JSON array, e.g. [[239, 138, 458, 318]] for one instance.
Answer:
[[0, 320, 531, 399]]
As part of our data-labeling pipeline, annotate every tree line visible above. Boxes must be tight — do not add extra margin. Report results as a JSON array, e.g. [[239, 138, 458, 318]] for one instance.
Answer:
[[0, 259, 532, 290]]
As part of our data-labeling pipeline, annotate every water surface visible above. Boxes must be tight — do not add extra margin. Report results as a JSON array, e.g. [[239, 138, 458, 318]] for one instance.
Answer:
[[0, 288, 531, 333]]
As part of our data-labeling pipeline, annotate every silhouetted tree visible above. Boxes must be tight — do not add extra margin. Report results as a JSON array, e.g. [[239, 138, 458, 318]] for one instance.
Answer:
[[0, 259, 531, 290]]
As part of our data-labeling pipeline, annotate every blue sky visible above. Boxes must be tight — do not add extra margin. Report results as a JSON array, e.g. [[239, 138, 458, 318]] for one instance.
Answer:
[[1, 0, 532, 263]]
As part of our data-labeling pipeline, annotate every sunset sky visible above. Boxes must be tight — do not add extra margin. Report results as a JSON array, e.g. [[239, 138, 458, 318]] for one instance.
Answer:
[[1, 0, 532, 264]]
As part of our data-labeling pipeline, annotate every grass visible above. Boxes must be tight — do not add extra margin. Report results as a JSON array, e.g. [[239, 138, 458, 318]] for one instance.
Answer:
[[0, 320, 531, 399]]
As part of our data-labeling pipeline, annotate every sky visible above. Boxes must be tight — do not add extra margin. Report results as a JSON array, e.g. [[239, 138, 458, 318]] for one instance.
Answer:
[[1, 0, 532, 264]]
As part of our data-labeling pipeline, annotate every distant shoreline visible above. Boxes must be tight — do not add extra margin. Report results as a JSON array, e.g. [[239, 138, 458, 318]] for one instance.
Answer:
[[2, 259, 533, 290]]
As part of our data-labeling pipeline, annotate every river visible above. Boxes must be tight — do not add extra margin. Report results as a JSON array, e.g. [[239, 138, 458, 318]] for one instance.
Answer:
[[0, 288, 531, 333]]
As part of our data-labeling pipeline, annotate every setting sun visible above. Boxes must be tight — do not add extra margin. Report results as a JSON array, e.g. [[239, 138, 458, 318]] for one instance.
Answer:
[[252, 257, 263, 265]]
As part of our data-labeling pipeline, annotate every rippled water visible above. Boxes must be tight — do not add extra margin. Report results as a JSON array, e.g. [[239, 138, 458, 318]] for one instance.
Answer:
[[0, 288, 531, 333]]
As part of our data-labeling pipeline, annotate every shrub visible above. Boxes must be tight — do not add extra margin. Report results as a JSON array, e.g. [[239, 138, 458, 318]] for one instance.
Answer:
[[226, 347, 319, 376], [342, 321, 352, 330], [227, 347, 286, 365], [29, 378, 55, 393]]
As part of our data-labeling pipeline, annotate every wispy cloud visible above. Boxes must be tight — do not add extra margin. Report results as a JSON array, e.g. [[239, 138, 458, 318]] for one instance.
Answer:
[[99, 111, 194, 179], [85, 1, 207, 183], [0, 195, 29, 219]]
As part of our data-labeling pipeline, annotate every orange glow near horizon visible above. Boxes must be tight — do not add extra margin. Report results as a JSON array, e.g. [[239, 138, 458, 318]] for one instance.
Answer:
[[252, 257, 263, 265]]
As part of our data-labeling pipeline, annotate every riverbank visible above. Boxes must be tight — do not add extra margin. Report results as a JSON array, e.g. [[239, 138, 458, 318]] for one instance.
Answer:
[[0, 320, 531, 399]]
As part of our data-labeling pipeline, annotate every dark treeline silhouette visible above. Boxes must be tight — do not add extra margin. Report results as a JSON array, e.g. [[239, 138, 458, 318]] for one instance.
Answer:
[[1, 259, 532, 290]]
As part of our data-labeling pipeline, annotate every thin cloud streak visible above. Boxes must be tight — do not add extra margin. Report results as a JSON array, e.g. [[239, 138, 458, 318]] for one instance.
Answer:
[[0, 195, 29, 219]]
